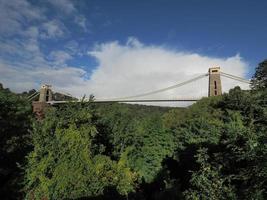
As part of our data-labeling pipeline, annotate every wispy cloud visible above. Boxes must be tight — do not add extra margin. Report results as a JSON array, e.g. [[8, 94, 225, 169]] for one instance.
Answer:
[[48, 50, 73, 66], [0, 0, 88, 40], [0, 0, 89, 91], [47, 0, 76, 14], [47, 0, 88, 31], [0, 61, 87, 92], [0, 0, 44, 36], [74, 15, 88, 31], [40, 20, 67, 39]]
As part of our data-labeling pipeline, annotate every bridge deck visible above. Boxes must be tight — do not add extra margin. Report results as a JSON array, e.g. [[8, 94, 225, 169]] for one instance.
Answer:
[[47, 99, 200, 104]]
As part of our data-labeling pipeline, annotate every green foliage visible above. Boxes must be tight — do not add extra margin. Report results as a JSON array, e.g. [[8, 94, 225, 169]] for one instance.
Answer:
[[164, 97, 223, 151], [219, 86, 267, 128], [0, 87, 32, 153], [123, 116, 175, 183], [184, 148, 236, 200], [0, 85, 32, 199], [24, 103, 136, 199], [94, 103, 171, 158], [216, 108, 267, 199], [251, 60, 267, 90], [163, 82, 267, 199], [93, 103, 176, 184]]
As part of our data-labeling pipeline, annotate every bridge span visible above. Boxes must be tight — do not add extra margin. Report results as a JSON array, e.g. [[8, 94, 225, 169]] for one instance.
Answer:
[[29, 67, 250, 118], [47, 98, 200, 104]]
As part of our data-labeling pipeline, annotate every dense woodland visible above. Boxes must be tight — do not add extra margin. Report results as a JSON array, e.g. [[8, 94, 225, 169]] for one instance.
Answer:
[[0, 60, 267, 200]]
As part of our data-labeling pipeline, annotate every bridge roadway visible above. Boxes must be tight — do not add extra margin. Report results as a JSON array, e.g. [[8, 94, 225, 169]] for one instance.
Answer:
[[47, 98, 200, 104]]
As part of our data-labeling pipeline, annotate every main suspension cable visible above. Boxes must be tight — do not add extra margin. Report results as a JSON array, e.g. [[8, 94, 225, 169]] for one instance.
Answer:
[[221, 73, 250, 84], [98, 73, 208, 100], [221, 72, 250, 83], [28, 92, 40, 101], [28, 71, 251, 103], [27, 91, 39, 99]]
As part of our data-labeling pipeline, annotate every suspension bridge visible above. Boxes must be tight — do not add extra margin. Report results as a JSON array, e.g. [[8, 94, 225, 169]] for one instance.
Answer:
[[29, 67, 250, 116]]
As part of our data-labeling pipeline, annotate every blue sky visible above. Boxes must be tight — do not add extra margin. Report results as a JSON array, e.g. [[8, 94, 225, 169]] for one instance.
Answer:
[[82, 0, 267, 69], [0, 0, 266, 100]]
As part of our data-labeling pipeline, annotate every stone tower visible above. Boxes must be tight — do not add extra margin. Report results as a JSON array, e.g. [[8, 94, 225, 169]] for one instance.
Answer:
[[32, 84, 52, 119], [208, 67, 222, 97], [39, 84, 53, 102]]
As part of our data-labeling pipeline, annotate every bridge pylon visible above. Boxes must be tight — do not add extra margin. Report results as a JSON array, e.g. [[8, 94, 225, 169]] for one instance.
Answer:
[[208, 67, 222, 97], [32, 84, 53, 119], [39, 84, 53, 102]]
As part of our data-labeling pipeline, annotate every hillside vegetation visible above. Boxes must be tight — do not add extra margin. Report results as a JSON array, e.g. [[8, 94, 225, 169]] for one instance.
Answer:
[[0, 60, 267, 200]]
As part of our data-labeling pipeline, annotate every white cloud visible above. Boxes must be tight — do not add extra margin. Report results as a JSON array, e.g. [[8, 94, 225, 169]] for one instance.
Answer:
[[47, 0, 76, 14], [40, 20, 67, 39], [0, 0, 44, 36], [0, 38, 250, 106], [22, 26, 39, 38], [48, 50, 73, 65], [64, 40, 80, 54], [47, 0, 88, 31], [85, 39, 249, 103], [75, 15, 88, 31], [0, 0, 85, 40], [0, 36, 44, 64], [0, 62, 86, 92], [75, 16, 88, 31], [0, 0, 91, 98]]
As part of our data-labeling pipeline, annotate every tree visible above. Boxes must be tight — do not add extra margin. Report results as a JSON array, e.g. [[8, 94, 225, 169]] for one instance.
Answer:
[[24, 103, 136, 199], [183, 148, 236, 200], [0, 85, 32, 199], [123, 116, 175, 183], [251, 60, 267, 90], [163, 84, 267, 199]]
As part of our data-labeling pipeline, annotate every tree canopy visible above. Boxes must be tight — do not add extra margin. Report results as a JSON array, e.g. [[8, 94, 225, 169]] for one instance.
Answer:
[[251, 59, 267, 90], [0, 86, 32, 199]]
